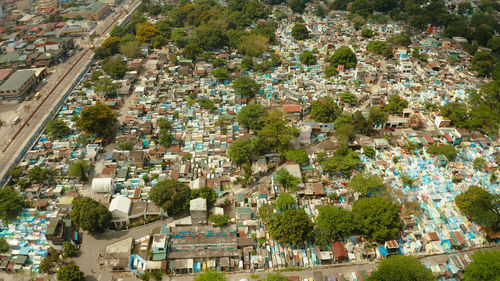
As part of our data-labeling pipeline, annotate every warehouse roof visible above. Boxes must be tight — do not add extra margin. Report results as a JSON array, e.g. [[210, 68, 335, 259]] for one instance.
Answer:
[[0, 70, 35, 91]]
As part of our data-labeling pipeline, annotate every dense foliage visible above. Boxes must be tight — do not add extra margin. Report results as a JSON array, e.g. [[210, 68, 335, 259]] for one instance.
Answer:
[[352, 197, 401, 242], [463, 250, 500, 281], [315, 205, 354, 246], [57, 264, 85, 281], [149, 179, 191, 216], [368, 256, 434, 281], [268, 209, 313, 245], [76, 104, 116, 137], [455, 185, 499, 232], [347, 173, 386, 196], [0, 187, 24, 220], [71, 197, 111, 232]]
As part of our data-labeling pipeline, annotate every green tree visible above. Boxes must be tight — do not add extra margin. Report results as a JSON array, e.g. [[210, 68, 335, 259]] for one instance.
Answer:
[[258, 203, 275, 224], [57, 264, 84, 281], [102, 57, 128, 79], [324, 65, 338, 77], [263, 273, 288, 281], [269, 209, 313, 245], [101, 36, 121, 55], [191, 186, 217, 209], [487, 37, 500, 55], [289, 0, 306, 13], [149, 179, 191, 216], [237, 104, 266, 131], [329, 47, 357, 69], [94, 78, 117, 96], [157, 118, 172, 130], [193, 270, 226, 281], [156, 20, 172, 38], [120, 41, 142, 58], [209, 214, 231, 226], [367, 41, 393, 58], [9, 166, 23, 180], [310, 97, 342, 123], [76, 104, 116, 137], [361, 28, 375, 38], [182, 42, 202, 61], [473, 157, 487, 170], [0, 237, 9, 253], [464, 250, 500, 281], [238, 34, 269, 57], [241, 56, 253, 70], [62, 241, 78, 258], [68, 160, 90, 182], [46, 118, 70, 138], [315, 5, 326, 18], [41, 247, 60, 274], [0, 187, 24, 220], [71, 197, 111, 232], [212, 68, 231, 81], [276, 193, 295, 210], [387, 34, 411, 47], [119, 141, 134, 150], [232, 76, 260, 98], [91, 71, 103, 81], [339, 91, 357, 104], [285, 149, 309, 164], [315, 205, 354, 246], [427, 144, 457, 160], [321, 148, 361, 177], [336, 124, 356, 143], [440, 102, 468, 128], [455, 185, 499, 231], [291, 24, 310, 40], [384, 95, 408, 114], [255, 110, 297, 155], [368, 106, 388, 126], [276, 168, 300, 191], [299, 50, 316, 65], [137, 22, 160, 42], [368, 256, 434, 281], [228, 139, 254, 166], [151, 35, 167, 49], [363, 145, 375, 157], [347, 173, 386, 196], [352, 197, 401, 242], [29, 165, 53, 183]]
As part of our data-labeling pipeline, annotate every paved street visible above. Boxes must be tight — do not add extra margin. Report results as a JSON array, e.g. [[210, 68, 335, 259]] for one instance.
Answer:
[[0, 0, 141, 186]]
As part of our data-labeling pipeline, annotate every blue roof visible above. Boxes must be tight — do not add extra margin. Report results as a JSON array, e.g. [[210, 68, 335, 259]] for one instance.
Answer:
[[378, 246, 388, 256]]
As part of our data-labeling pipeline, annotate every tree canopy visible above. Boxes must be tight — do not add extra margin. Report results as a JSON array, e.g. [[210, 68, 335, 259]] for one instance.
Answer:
[[0, 237, 9, 253], [276, 193, 296, 210], [276, 168, 300, 192], [102, 57, 128, 79], [191, 186, 217, 210], [291, 24, 310, 40], [427, 144, 457, 161], [352, 197, 401, 242], [193, 270, 226, 281], [228, 138, 254, 166], [269, 209, 313, 245], [367, 256, 434, 281], [255, 110, 297, 155], [329, 47, 357, 69], [310, 97, 342, 123], [137, 22, 160, 42], [320, 147, 361, 177], [464, 250, 500, 281], [70, 197, 112, 232], [149, 179, 191, 216], [262, 273, 288, 281], [347, 173, 386, 196], [237, 104, 267, 131], [0, 187, 24, 220], [232, 76, 260, 98], [209, 214, 231, 227], [46, 118, 71, 138], [455, 185, 499, 231], [299, 50, 316, 65], [68, 160, 90, 182], [57, 264, 85, 281], [384, 95, 409, 114], [285, 149, 309, 164], [76, 104, 116, 137], [315, 205, 354, 246]]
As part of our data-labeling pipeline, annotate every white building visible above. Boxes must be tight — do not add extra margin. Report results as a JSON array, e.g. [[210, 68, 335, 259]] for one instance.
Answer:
[[109, 196, 132, 228], [91, 178, 115, 193]]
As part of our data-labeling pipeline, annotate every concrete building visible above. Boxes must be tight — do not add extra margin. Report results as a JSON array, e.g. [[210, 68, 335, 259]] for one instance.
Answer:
[[109, 195, 132, 228], [63, 1, 110, 21], [190, 198, 207, 225], [0, 70, 37, 104], [103, 237, 133, 271], [38, 0, 58, 9]]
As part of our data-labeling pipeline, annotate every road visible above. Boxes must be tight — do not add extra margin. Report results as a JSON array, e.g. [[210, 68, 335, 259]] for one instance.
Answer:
[[0, 0, 141, 187]]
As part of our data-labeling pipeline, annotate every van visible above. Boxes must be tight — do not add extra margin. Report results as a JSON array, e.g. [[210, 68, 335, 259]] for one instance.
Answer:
[[13, 116, 20, 124]]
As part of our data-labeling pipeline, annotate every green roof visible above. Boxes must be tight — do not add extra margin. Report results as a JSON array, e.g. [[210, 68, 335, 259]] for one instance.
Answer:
[[237, 207, 252, 214], [0, 51, 20, 64], [0, 70, 35, 91]]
